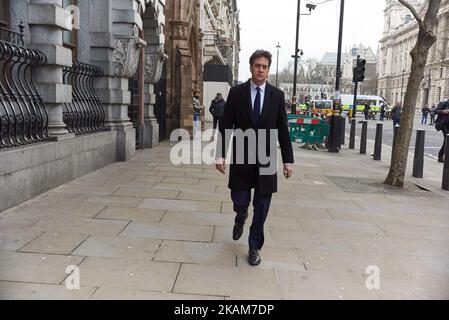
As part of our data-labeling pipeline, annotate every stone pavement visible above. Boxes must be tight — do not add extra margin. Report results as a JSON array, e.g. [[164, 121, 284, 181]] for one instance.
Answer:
[[0, 134, 449, 300]]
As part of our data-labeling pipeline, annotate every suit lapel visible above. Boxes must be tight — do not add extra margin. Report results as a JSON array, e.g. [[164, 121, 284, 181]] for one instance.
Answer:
[[241, 80, 255, 127], [258, 83, 272, 127]]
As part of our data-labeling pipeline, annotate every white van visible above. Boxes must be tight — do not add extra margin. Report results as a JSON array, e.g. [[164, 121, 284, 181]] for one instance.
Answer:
[[341, 94, 390, 114]]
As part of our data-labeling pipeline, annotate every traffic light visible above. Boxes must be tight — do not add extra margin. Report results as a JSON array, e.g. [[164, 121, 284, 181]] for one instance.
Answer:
[[353, 59, 367, 83]]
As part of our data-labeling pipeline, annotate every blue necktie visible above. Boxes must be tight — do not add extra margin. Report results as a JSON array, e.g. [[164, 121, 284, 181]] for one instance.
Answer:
[[254, 87, 261, 124]]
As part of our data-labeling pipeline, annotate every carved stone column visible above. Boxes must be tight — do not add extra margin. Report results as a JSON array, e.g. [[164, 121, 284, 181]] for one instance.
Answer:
[[143, 50, 167, 148], [141, 0, 166, 148], [90, 0, 148, 161], [28, 0, 74, 141]]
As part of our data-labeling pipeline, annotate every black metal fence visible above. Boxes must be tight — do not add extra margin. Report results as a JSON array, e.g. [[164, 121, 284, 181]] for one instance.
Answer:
[[0, 36, 50, 148], [63, 61, 106, 135]]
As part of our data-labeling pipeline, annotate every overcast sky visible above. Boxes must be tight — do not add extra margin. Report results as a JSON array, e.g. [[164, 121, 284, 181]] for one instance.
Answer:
[[237, 0, 385, 81]]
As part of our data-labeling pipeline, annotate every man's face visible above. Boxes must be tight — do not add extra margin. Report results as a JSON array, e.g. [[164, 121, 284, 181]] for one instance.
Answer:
[[250, 57, 270, 84]]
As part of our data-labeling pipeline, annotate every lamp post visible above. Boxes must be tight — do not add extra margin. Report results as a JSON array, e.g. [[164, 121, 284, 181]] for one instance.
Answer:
[[291, 1, 316, 115], [400, 69, 405, 107], [328, 0, 345, 153], [276, 42, 281, 88]]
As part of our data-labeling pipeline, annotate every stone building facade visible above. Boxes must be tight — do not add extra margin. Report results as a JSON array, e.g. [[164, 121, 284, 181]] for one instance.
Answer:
[[201, 0, 240, 122], [378, 0, 449, 107], [163, 0, 240, 132], [0, 0, 166, 211], [163, 0, 202, 136]]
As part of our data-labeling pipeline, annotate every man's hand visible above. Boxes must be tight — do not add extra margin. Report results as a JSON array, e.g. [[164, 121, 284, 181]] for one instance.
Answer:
[[215, 158, 226, 175], [283, 164, 294, 179], [442, 109, 449, 115]]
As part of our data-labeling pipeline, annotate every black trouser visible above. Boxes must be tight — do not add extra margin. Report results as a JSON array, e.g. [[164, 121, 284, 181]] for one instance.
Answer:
[[438, 123, 449, 160], [231, 189, 273, 251], [213, 117, 220, 130]]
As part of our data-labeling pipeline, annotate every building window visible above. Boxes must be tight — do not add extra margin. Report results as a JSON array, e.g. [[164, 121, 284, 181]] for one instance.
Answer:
[[441, 68, 444, 78], [63, 0, 78, 60], [0, 0, 10, 28], [438, 87, 442, 102], [405, 14, 412, 24]]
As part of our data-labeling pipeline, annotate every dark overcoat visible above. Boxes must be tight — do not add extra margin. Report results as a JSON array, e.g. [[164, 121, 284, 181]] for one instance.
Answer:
[[217, 80, 294, 194]]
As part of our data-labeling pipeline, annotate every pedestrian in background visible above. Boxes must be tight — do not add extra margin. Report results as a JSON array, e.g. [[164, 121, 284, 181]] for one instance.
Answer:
[[209, 93, 226, 142], [364, 103, 370, 121], [435, 100, 449, 163], [392, 103, 402, 127], [380, 103, 386, 121], [430, 104, 437, 125], [192, 90, 203, 137], [421, 104, 431, 125]]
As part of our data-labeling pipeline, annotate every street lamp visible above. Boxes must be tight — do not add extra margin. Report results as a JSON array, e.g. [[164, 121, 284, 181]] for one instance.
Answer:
[[400, 69, 405, 107], [291, 1, 316, 115], [276, 42, 281, 88], [328, 0, 345, 153]]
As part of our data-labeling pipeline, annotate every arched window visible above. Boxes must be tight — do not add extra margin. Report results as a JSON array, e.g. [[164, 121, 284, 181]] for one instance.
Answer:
[[0, 0, 10, 28]]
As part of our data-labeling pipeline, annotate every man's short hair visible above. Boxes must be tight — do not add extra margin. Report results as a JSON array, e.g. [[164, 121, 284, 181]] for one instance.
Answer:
[[250, 50, 272, 67]]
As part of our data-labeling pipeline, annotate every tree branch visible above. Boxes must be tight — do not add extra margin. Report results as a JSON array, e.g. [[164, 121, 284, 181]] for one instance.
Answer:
[[398, 0, 425, 30]]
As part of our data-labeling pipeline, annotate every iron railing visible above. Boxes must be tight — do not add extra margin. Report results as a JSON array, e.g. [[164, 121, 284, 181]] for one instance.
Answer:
[[0, 24, 25, 46], [0, 39, 50, 148], [63, 62, 106, 135]]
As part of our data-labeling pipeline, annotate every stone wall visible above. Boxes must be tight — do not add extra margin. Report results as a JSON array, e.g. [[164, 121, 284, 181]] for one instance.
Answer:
[[0, 132, 117, 212]]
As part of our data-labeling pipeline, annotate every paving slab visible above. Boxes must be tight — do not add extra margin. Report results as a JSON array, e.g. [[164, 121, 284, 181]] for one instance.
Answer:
[[120, 222, 214, 242], [77, 257, 180, 292], [0, 282, 96, 300], [0, 252, 84, 284], [19, 232, 90, 255], [154, 240, 237, 266], [72, 236, 162, 260], [95, 207, 166, 224], [173, 264, 282, 299], [112, 188, 180, 199], [91, 287, 225, 300], [28, 217, 129, 237], [138, 198, 221, 213]]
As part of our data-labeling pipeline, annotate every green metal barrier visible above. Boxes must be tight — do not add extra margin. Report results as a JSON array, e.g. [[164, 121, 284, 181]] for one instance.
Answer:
[[288, 117, 330, 145]]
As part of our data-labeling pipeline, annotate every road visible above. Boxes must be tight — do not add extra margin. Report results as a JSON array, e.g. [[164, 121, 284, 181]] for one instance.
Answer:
[[344, 114, 445, 161]]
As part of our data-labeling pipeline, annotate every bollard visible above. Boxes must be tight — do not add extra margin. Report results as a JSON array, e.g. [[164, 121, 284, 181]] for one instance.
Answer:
[[413, 130, 426, 178], [392, 124, 400, 162], [340, 117, 346, 146], [349, 118, 356, 150], [328, 115, 342, 153], [443, 134, 449, 191], [360, 120, 368, 155], [374, 123, 383, 161]]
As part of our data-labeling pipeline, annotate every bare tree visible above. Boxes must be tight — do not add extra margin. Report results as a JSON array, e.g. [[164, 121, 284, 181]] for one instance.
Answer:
[[385, 0, 442, 188]]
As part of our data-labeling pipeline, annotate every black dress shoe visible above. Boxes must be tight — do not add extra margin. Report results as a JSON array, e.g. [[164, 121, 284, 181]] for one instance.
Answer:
[[233, 223, 245, 241], [232, 213, 248, 241], [248, 248, 261, 266]]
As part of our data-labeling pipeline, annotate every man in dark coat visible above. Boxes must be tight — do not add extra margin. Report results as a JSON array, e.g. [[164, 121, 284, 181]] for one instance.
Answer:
[[392, 103, 402, 127], [209, 93, 226, 142], [435, 100, 449, 163], [215, 50, 294, 266]]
